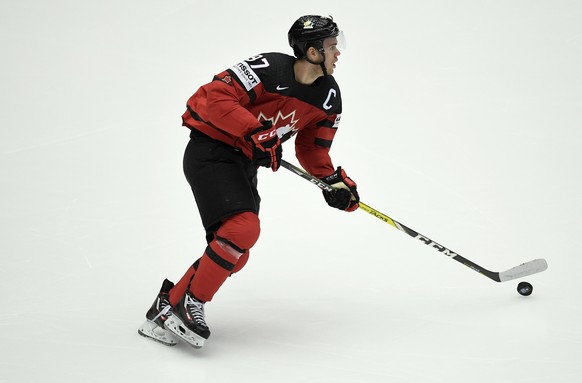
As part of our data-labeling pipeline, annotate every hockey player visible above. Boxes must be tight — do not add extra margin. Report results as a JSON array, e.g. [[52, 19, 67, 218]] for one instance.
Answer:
[[138, 15, 360, 348]]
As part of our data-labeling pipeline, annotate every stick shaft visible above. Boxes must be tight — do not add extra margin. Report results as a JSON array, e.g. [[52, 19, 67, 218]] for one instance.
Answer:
[[280, 160, 547, 282]]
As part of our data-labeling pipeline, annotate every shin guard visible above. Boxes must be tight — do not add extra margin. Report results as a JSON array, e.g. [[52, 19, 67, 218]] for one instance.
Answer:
[[187, 212, 261, 302], [190, 240, 238, 302]]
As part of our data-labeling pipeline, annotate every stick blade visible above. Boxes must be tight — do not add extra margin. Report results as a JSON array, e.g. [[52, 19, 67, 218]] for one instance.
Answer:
[[498, 258, 548, 282]]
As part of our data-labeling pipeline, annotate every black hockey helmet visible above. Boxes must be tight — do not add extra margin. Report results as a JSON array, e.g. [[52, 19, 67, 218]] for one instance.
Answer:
[[288, 15, 340, 58]]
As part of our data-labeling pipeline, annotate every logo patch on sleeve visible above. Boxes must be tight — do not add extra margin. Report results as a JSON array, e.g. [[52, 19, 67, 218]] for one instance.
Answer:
[[230, 61, 261, 91], [333, 114, 341, 128]]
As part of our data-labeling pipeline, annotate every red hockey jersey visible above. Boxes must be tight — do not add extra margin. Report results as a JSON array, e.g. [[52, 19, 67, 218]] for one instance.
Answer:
[[181, 52, 342, 178]]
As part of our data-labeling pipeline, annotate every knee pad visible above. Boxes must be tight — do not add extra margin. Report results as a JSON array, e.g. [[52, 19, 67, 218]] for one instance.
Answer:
[[216, 212, 260, 252]]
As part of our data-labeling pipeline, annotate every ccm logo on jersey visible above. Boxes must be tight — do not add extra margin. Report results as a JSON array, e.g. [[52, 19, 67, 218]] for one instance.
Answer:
[[231, 62, 260, 91]]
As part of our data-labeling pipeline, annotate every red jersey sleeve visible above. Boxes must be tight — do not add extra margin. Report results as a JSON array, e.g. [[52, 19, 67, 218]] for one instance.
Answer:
[[186, 71, 265, 138], [295, 113, 340, 178]]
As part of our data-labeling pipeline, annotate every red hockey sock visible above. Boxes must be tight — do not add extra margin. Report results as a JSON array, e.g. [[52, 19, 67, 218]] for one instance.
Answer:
[[169, 260, 199, 307]]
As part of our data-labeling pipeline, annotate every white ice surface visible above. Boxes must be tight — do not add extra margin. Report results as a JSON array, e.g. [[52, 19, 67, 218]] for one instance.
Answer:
[[1, 1, 582, 382]]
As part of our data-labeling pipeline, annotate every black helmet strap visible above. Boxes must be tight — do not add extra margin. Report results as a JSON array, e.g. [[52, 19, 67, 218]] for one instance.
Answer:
[[304, 43, 328, 76]]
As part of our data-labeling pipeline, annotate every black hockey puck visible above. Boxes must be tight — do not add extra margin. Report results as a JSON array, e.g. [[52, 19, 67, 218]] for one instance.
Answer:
[[517, 281, 533, 296]]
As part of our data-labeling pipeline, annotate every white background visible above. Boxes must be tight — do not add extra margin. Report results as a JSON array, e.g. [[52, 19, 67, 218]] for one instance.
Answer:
[[1, 1, 581, 382]]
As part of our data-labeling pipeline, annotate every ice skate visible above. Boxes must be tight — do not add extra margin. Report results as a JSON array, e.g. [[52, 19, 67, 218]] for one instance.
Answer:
[[138, 279, 179, 346], [164, 290, 210, 349]]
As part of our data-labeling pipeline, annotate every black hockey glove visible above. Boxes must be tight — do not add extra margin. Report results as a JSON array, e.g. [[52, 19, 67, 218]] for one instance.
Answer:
[[245, 121, 282, 171], [320, 167, 360, 212]]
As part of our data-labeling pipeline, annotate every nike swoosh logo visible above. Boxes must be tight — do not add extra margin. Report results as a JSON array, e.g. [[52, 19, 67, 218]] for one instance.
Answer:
[[276, 85, 289, 91]]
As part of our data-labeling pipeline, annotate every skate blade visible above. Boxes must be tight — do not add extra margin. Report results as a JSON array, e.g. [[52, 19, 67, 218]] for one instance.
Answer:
[[138, 320, 179, 346], [164, 315, 207, 349]]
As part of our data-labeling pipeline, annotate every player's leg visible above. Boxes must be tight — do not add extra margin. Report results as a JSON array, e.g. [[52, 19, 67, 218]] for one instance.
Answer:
[[163, 132, 261, 348]]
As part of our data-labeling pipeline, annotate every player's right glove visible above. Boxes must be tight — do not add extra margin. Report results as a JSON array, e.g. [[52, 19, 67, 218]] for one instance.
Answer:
[[244, 121, 282, 171], [320, 167, 360, 212]]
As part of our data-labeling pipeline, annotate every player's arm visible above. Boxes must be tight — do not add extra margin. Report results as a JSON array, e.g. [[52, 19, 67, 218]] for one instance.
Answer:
[[295, 114, 338, 177], [202, 72, 266, 137], [295, 115, 359, 212], [195, 54, 274, 138]]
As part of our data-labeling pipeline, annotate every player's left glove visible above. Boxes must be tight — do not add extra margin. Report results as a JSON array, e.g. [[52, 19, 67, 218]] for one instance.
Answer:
[[320, 167, 360, 212]]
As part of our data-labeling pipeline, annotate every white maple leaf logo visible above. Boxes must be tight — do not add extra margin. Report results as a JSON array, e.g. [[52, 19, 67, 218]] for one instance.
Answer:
[[257, 110, 300, 140]]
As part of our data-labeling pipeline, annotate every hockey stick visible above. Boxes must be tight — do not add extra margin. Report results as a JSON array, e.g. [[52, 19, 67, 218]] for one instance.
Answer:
[[280, 159, 548, 282]]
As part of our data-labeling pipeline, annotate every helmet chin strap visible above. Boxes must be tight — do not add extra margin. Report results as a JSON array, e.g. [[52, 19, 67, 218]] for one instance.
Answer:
[[305, 49, 328, 76], [319, 57, 328, 76]]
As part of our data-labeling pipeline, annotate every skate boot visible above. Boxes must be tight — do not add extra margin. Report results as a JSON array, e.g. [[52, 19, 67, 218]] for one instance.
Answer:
[[138, 279, 180, 346], [164, 290, 210, 348]]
